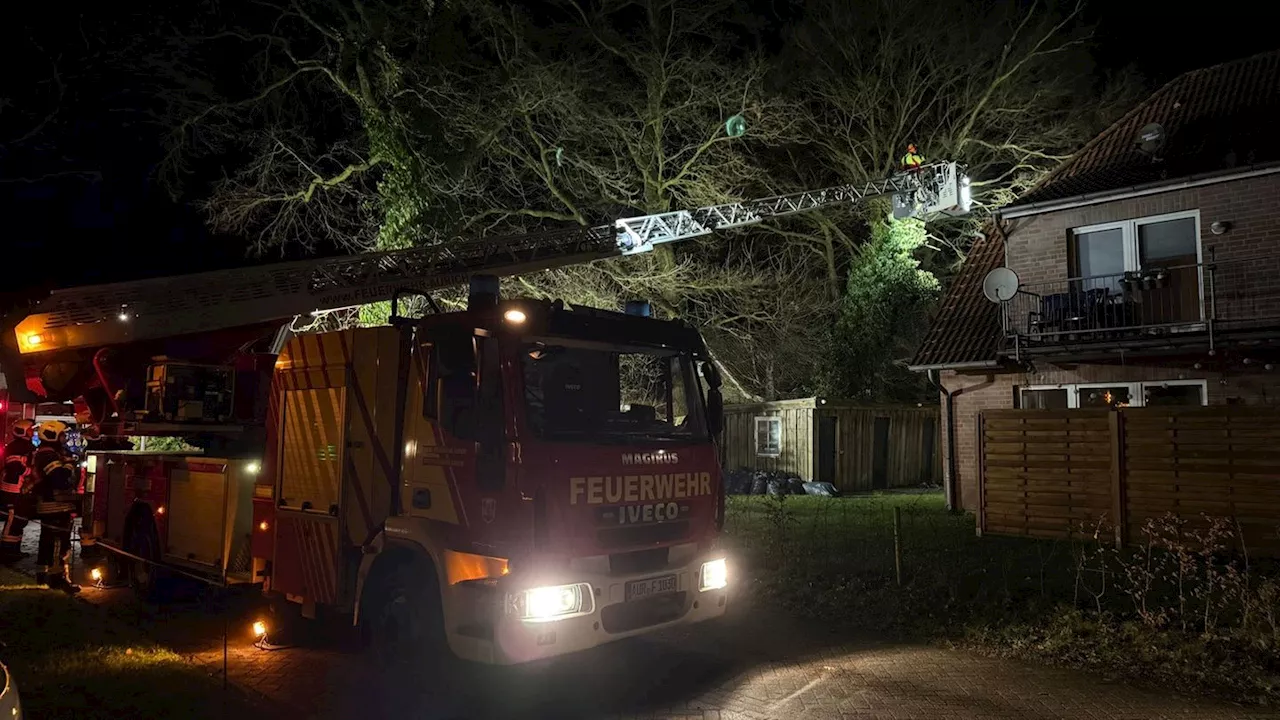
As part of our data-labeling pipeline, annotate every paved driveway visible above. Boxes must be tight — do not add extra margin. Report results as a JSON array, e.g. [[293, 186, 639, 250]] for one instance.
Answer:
[[176, 593, 1279, 720], [13, 518, 1276, 719]]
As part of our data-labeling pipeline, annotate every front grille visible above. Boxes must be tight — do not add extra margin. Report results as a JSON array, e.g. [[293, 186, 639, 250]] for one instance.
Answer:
[[597, 521, 688, 549], [609, 547, 669, 575], [601, 592, 688, 633]]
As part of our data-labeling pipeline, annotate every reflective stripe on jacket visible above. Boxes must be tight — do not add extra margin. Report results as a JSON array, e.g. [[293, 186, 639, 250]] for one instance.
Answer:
[[36, 500, 76, 515]]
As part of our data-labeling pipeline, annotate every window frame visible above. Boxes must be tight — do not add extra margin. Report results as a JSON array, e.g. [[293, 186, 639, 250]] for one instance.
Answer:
[[754, 416, 782, 458], [1139, 379, 1209, 407], [1018, 379, 1208, 409], [1016, 386, 1070, 409], [1074, 381, 1141, 408], [1069, 210, 1204, 320], [420, 341, 438, 419]]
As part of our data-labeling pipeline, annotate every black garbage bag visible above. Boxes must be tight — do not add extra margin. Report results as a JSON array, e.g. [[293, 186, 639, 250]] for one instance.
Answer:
[[722, 469, 750, 495], [750, 476, 769, 495], [766, 478, 788, 496], [802, 481, 841, 497], [787, 477, 807, 495]]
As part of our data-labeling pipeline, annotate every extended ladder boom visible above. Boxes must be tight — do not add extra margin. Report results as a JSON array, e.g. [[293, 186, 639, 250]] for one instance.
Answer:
[[13, 162, 967, 354]]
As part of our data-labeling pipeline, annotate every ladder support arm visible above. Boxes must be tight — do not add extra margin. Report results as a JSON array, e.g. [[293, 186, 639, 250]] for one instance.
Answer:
[[615, 161, 965, 255], [12, 162, 967, 354]]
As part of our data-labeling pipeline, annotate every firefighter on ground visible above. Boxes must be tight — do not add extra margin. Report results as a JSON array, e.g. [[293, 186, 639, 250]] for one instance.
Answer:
[[1, 420, 37, 562], [900, 143, 925, 172], [32, 420, 80, 593]]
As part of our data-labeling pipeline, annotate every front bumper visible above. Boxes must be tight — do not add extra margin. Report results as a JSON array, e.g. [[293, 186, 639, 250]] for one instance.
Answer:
[[449, 554, 729, 665]]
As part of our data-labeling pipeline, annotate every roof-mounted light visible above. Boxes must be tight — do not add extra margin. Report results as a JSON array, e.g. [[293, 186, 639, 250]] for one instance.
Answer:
[[503, 309, 527, 325]]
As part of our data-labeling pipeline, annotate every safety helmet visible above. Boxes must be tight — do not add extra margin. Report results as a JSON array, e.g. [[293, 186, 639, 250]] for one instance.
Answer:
[[907, 143, 918, 153], [11, 419, 35, 441], [36, 420, 69, 444], [11, 419, 36, 440]]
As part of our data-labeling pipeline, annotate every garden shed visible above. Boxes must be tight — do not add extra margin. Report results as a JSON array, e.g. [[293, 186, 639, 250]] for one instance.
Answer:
[[720, 398, 942, 492]]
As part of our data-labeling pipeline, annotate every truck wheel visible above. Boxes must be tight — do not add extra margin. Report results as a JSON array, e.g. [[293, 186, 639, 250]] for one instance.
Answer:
[[363, 558, 445, 669]]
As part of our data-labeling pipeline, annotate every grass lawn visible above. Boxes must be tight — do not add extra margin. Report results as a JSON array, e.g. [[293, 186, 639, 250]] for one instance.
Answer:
[[0, 567, 263, 720], [724, 491, 1280, 706]]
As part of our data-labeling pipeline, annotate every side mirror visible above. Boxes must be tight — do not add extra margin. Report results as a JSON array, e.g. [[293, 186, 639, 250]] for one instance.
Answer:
[[701, 360, 723, 390], [707, 388, 724, 438]]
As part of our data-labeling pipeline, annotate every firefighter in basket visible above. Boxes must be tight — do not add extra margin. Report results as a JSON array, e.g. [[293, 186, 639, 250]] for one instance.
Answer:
[[900, 143, 925, 172], [1, 420, 37, 563], [32, 420, 80, 593]]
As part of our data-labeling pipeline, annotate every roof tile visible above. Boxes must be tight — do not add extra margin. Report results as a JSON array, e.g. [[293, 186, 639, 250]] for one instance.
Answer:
[[910, 225, 1004, 368], [1014, 50, 1280, 208]]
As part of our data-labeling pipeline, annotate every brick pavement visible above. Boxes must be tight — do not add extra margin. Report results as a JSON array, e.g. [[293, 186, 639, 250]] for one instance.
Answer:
[[12, 520, 1278, 719], [86, 585, 1280, 720]]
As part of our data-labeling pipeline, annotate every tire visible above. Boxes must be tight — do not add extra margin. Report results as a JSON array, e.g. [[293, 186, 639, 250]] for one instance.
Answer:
[[362, 556, 446, 670]]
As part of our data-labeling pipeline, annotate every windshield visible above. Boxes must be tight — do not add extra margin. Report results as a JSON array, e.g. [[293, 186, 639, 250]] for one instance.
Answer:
[[521, 341, 707, 442]]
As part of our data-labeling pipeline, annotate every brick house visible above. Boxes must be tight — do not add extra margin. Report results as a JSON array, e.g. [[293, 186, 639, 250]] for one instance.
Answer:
[[910, 50, 1280, 512]]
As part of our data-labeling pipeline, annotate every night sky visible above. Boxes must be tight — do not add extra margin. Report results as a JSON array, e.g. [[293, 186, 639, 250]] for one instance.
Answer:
[[1, 1, 1275, 293]]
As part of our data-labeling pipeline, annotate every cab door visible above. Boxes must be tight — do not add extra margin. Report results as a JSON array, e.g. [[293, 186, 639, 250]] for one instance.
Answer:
[[406, 327, 523, 550]]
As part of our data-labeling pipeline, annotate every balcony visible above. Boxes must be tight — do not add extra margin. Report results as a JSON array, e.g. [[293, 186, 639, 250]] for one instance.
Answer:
[[1000, 254, 1280, 358]]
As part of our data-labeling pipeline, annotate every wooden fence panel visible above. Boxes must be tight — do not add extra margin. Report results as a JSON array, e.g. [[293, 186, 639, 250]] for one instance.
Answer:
[[978, 406, 1280, 556], [1122, 407, 1280, 555], [979, 410, 1114, 541]]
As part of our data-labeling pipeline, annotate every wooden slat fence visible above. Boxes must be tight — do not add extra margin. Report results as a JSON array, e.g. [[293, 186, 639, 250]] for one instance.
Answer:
[[979, 410, 1113, 540], [1124, 407, 1280, 554], [979, 406, 1280, 554]]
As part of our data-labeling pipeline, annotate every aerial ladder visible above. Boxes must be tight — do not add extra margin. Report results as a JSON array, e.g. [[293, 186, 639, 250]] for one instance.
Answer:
[[3, 161, 969, 406]]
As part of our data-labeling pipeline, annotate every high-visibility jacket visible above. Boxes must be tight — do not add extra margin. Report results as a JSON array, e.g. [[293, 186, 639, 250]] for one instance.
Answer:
[[901, 151, 925, 169], [1, 438, 34, 494]]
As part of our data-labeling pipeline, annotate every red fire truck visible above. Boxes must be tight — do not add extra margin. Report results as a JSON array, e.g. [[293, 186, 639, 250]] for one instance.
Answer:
[[0, 162, 967, 663]]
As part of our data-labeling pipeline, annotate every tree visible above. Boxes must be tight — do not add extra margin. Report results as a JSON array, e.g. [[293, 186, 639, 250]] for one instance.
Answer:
[[156, 0, 445, 255], [0, 33, 101, 186], [152, 0, 1141, 402], [777, 0, 1140, 279], [817, 209, 939, 402]]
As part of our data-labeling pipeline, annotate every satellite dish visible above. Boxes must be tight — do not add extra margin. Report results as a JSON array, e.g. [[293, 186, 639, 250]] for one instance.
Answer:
[[981, 267, 1020, 303], [1136, 122, 1165, 156]]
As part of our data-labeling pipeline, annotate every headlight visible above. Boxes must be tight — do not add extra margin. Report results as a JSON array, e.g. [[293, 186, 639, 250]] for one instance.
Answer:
[[509, 583, 594, 622], [699, 558, 728, 592]]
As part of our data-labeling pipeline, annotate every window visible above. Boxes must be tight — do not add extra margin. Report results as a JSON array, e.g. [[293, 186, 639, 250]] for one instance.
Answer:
[[521, 342, 706, 443], [1077, 384, 1135, 408], [1070, 212, 1200, 278], [1142, 381, 1207, 407], [1068, 211, 1203, 324], [1019, 388, 1069, 409], [1138, 217, 1199, 268], [1070, 226, 1126, 293], [1018, 380, 1207, 409], [755, 416, 781, 457]]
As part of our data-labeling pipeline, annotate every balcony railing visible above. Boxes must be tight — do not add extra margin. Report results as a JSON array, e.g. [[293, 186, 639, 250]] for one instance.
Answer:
[[1001, 254, 1280, 350]]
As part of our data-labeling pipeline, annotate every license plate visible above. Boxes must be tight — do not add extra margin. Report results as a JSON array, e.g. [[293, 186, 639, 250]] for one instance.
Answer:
[[625, 574, 677, 601]]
